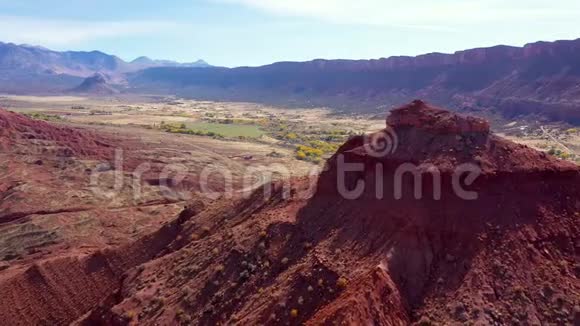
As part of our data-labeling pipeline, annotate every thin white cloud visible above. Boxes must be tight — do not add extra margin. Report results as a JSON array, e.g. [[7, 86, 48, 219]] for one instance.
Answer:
[[0, 16, 180, 46], [215, 0, 580, 29]]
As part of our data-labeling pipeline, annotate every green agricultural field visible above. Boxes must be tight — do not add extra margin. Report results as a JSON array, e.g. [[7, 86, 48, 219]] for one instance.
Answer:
[[186, 122, 264, 138]]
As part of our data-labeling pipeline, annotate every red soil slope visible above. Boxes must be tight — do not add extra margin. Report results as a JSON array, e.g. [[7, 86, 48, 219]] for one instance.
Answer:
[[0, 109, 118, 225], [70, 100, 578, 325], [0, 109, 114, 159], [1, 101, 578, 325], [0, 201, 205, 325]]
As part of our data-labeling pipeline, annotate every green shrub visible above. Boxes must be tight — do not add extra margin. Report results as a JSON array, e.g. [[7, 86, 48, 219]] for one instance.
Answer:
[[24, 112, 64, 122], [285, 133, 298, 140]]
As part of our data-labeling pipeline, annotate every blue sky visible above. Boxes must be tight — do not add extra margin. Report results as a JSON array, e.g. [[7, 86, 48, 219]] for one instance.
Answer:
[[1, 0, 579, 67]]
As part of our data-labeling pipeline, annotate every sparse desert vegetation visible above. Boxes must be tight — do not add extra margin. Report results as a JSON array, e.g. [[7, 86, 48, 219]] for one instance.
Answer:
[[0, 95, 376, 165], [2, 95, 578, 165]]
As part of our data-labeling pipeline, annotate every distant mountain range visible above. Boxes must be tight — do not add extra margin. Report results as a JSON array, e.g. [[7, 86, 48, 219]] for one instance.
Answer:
[[0, 41, 210, 93], [0, 42, 210, 77], [2, 39, 580, 124], [129, 38, 580, 124]]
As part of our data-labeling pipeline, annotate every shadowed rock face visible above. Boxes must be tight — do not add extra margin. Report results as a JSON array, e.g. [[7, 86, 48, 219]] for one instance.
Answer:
[[304, 101, 577, 320]]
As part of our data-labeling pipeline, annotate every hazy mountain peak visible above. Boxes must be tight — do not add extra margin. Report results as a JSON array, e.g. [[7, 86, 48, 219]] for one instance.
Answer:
[[0, 41, 211, 81], [190, 59, 209, 66], [130, 56, 211, 68], [131, 56, 154, 64]]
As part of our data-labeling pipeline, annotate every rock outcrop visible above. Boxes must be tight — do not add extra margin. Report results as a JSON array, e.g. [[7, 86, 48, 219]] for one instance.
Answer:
[[387, 100, 490, 134], [70, 73, 119, 95], [67, 101, 579, 325], [1, 101, 578, 325]]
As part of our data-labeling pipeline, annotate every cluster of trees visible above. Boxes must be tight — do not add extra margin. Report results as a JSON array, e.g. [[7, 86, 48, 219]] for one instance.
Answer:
[[295, 140, 341, 163], [295, 145, 324, 162], [278, 127, 352, 144], [280, 130, 350, 142], [547, 147, 576, 161], [158, 122, 224, 139], [205, 118, 256, 125]]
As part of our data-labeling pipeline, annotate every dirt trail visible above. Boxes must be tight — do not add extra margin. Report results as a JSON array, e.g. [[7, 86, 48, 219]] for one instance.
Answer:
[[541, 125, 576, 154]]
